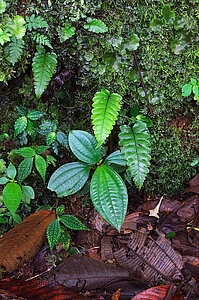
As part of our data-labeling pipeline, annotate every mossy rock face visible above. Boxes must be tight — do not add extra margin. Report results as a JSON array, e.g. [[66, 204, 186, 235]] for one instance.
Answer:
[[0, 0, 199, 196]]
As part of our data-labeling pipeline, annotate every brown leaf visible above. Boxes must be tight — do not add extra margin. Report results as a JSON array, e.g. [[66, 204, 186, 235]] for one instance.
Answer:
[[0, 278, 90, 299], [0, 210, 56, 274], [0, 288, 26, 299], [131, 285, 183, 300], [40, 254, 129, 292], [183, 256, 199, 268], [111, 288, 121, 300], [186, 173, 199, 193]]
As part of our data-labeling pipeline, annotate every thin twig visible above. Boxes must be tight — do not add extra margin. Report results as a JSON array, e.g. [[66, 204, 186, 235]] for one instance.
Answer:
[[133, 51, 153, 116]]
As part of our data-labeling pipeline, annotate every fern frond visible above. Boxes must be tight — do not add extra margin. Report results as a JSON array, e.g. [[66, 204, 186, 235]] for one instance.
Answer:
[[32, 46, 57, 98], [91, 89, 122, 147], [25, 14, 48, 30], [5, 37, 24, 65], [33, 33, 52, 49], [119, 122, 151, 190]]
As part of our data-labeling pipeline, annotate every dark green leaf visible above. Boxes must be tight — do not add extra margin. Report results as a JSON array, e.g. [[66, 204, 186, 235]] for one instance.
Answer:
[[27, 119, 37, 140], [60, 215, 89, 230], [35, 145, 49, 154], [14, 147, 36, 158], [59, 229, 70, 251], [48, 162, 91, 197], [90, 165, 128, 232], [14, 116, 27, 138], [2, 183, 22, 214], [161, 5, 175, 22], [84, 18, 108, 33], [56, 205, 65, 216], [57, 131, 69, 150], [136, 115, 154, 127], [35, 154, 46, 183], [18, 157, 33, 184], [12, 213, 22, 225], [104, 150, 126, 166], [16, 106, 27, 116], [47, 219, 61, 251], [27, 110, 43, 120], [69, 130, 101, 164]]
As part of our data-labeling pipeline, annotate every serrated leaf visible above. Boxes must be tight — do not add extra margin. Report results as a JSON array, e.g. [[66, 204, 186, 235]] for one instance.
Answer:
[[35, 145, 49, 154], [25, 14, 48, 30], [32, 46, 57, 98], [6, 15, 26, 39], [69, 130, 101, 164], [104, 150, 126, 166], [84, 18, 108, 33], [52, 140, 59, 155], [0, 28, 11, 45], [47, 219, 61, 251], [35, 154, 46, 183], [14, 147, 36, 158], [0, 0, 6, 13], [119, 122, 151, 190], [0, 177, 9, 184], [56, 131, 69, 150], [16, 106, 27, 116], [18, 157, 33, 184], [5, 37, 24, 65], [33, 33, 52, 49], [21, 185, 35, 204], [182, 84, 192, 97], [92, 89, 122, 147], [121, 34, 139, 51], [12, 213, 22, 225], [6, 163, 17, 179], [48, 162, 90, 197], [60, 215, 89, 230], [47, 131, 56, 145], [59, 229, 70, 251], [27, 119, 37, 140], [2, 183, 22, 214], [90, 165, 128, 232], [27, 110, 43, 120], [14, 116, 27, 138]]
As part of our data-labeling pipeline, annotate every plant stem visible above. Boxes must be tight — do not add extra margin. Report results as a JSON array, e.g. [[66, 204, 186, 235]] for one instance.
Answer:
[[133, 51, 153, 116]]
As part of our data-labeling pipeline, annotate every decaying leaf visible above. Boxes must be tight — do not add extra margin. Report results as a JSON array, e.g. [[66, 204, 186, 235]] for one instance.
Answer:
[[186, 173, 199, 193], [40, 254, 130, 292], [0, 210, 56, 274], [131, 285, 183, 300], [0, 278, 91, 299], [149, 196, 163, 218], [113, 229, 184, 286]]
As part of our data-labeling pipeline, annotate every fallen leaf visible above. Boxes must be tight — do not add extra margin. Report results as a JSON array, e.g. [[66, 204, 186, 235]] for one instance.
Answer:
[[131, 285, 183, 300], [149, 196, 163, 218], [0, 210, 56, 274], [0, 288, 26, 299], [111, 288, 121, 300]]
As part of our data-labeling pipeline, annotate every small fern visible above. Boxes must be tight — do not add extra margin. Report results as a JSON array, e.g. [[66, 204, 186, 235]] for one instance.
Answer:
[[91, 89, 122, 147], [32, 33, 52, 49], [25, 14, 48, 30], [119, 122, 151, 190], [32, 46, 57, 98], [5, 37, 24, 65]]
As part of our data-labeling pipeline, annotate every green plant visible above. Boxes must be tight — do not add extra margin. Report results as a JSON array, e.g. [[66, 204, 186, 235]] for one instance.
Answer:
[[46, 204, 89, 251], [0, 162, 35, 220], [12, 146, 50, 184], [14, 107, 44, 145], [38, 120, 69, 155], [182, 78, 199, 102]]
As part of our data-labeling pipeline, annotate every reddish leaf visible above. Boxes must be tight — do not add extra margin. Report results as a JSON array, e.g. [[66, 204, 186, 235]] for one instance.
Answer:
[[0, 278, 89, 299], [0, 288, 26, 299], [186, 173, 199, 193], [0, 210, 56, 274], [131, 285, 183, 300]]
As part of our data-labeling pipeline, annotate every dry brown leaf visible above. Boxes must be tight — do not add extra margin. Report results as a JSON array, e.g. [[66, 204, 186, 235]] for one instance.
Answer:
[[131, 285, 183, 300], [111, 288, 121, 300], [0, 210, 55, 274]]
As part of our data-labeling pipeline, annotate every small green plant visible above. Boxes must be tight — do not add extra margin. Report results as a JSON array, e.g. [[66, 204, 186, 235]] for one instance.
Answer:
[[14, 107, 44, 145], [0, 162, 35, 220], [182, 78, 199, 102], [38, 120, 69, 154], [13, 146, 50, 184], [47, 204, 89, 251]]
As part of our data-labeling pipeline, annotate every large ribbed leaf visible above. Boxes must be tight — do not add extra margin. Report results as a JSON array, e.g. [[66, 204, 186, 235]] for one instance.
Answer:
[[47, 162, 91, 197], [90, 165, 128, 232], [2, 183, 22, 214], [32, 46, 57, 98], [91, 89, 122, 147], [69, 130, 101, 164], [104, 150, 126, 166], [119, 122, 151, 190]]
